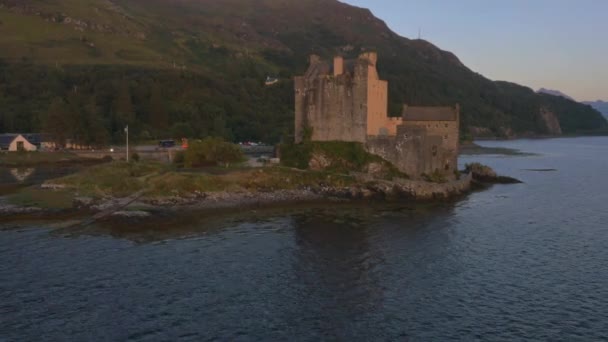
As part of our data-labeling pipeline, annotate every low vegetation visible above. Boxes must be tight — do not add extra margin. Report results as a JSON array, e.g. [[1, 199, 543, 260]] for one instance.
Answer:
[[422, 170, 447, 184], [56, 161, 170, 197], [39, 161, 356, 199], [180, 137, 245, 168], [280, 141, 408, 180]]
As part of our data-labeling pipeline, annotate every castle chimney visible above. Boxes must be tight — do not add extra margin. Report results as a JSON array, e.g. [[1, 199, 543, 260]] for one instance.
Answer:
[[333, 56, 344, 76]]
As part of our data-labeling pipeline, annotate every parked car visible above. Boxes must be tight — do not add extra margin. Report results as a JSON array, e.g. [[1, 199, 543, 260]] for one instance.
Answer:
[[158, 140, 176, 148]]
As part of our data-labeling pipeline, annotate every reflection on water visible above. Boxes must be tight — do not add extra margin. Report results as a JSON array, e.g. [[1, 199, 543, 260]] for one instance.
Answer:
[[0, 166, 78, 194], [9, 168, 35, 183], [1, 137, 608, 340]]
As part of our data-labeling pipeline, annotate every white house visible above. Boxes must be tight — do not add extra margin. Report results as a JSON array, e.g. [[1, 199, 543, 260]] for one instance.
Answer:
[[0, 134, 38, 151]]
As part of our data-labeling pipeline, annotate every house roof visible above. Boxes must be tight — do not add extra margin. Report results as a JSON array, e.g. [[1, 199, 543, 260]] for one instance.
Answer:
[[0, 134, 18, 148], [22, 133, 44, 145], [402, 106, 458, 121]]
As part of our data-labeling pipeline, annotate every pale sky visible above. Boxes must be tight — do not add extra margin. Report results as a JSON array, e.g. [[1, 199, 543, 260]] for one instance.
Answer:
[[342, 0, 608, 101]]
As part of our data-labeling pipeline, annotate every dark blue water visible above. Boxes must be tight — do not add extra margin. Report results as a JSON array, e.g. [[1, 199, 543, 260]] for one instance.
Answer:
[[1, 137, 608, 341]]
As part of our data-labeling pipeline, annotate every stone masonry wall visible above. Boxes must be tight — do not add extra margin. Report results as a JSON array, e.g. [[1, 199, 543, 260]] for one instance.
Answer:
[[401, 119, 459, 175], [294, 60, 369, 143], [366, 124, 457, 178]]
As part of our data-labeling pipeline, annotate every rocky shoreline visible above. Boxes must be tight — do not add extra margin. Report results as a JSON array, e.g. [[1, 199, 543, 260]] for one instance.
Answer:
[[1, 173, 476, 221]]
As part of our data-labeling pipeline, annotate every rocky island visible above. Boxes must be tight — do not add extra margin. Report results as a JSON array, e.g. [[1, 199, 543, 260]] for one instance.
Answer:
[[0, 139, 518, 222]]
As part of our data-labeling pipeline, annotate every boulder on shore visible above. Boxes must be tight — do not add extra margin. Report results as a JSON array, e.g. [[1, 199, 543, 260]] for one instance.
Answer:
[[465, 163, 522, 184]]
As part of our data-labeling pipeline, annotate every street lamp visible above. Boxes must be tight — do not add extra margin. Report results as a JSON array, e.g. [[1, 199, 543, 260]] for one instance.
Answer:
[[125, 125, 129, 162]]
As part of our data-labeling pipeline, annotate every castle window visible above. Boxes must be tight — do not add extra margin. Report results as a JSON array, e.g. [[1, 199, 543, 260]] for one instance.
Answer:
[[445, 123, 449, 128], [432, 145, 438, 157], [444, 135, 448, 140]]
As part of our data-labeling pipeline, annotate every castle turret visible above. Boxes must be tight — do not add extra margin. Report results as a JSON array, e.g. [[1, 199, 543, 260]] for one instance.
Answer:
[[359, 51, 377, 66], [333, 56, 344, 76]]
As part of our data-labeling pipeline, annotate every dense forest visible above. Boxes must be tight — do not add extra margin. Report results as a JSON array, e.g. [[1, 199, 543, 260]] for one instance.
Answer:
[[0, 60, 293, 146], [0, 0, 606, 146]]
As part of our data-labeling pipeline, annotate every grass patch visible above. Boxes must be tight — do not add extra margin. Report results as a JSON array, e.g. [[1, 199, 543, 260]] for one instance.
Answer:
[[56, 161, 170, 197], [43, 160, 357, 199], [8, 188, 74, 209]]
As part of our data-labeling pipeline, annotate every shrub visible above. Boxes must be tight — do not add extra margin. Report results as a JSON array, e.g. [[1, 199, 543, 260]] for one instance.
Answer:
[[279, 142, 313, 169], [279, 140, 408, 178], [422, 169, 447, 183], [131, 152, 140, 162], [184, 137, 244, 167], [173, 150, 185, 166], [454, 169, 461, 180]]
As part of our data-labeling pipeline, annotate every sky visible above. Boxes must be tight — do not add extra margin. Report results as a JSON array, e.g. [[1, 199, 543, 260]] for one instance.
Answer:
[[343, 0, 607, 101]]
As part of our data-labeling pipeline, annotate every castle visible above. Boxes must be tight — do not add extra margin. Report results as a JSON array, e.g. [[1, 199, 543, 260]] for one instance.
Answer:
[[294, 52, 460, 178]]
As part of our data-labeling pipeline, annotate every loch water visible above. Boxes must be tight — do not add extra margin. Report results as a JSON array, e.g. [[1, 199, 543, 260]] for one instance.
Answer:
[[1, 137, 608, 341]]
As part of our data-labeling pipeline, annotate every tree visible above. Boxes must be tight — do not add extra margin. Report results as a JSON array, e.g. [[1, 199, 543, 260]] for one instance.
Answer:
[[43, 97, 70, 147], [112, 81, 135, 133], [83, 96, 109, 147], [149, 83, 168, 136], [171, 122, 194, 139], [65, 90, 86, 146]]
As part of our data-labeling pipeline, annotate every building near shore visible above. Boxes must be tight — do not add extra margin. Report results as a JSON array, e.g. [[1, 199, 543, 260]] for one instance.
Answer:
[[0, 134, 39, 151], [294, 52, 460, 178]]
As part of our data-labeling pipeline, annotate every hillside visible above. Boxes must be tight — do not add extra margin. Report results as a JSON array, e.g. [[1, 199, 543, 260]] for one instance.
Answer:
[[0, 0, 606, 145], [583, 101, 608, 118]]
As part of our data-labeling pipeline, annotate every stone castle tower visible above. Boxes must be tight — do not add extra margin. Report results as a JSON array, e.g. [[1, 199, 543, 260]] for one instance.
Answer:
[[294, 52, 460, 178]]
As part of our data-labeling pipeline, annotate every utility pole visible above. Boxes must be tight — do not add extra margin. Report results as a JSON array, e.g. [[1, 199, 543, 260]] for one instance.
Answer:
[[125, 125, 129, 162]]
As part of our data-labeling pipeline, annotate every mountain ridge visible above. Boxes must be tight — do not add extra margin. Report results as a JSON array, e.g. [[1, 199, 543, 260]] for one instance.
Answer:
[[583, 100, 608, 118], [537, 88, 575, 101], [0, 0, 606, 143]]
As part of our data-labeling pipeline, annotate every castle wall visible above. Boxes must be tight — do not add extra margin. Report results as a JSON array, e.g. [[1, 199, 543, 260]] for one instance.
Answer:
[[294, 76, 306, 141], [367, 124, 458, 179], [366, 78, 393, 136], [294, 59, 369, 143], [402, 119, 459, 173]]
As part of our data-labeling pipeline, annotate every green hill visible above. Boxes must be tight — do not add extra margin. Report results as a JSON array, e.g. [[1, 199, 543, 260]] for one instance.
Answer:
[[0, 0, 606, 145]]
